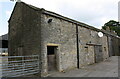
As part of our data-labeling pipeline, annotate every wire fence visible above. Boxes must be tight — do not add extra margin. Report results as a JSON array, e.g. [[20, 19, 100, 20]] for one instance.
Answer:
[[0, 55, 39, 77]]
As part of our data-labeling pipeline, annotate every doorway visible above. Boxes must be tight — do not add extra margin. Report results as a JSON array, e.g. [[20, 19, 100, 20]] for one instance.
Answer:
[[94, 45, 103, 63], [47, 46, 57, 72]]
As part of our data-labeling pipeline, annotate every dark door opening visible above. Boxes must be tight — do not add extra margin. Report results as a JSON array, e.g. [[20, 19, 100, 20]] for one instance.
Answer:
[[47, 46, 57, 72]]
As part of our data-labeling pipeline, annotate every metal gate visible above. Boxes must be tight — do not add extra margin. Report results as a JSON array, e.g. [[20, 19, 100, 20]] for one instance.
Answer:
[[0, 55, 39, 77]]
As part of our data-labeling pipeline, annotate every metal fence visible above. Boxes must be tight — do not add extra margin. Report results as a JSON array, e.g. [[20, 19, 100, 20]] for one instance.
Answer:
[[0, 55, 39, 77]]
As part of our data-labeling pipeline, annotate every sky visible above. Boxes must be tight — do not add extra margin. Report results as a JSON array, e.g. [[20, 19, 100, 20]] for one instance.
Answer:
[[0, 0, 119, 36]]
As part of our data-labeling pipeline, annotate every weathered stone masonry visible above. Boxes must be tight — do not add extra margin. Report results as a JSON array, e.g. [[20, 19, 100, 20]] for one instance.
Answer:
[[8, 2, 120, 77]]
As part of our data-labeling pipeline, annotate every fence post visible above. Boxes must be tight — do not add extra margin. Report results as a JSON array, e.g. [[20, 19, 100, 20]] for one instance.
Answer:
[[0, 56, 2, 77], [22, 56, 24, 76]]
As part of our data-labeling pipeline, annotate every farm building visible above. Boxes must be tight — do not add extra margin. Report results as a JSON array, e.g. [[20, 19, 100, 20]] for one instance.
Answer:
[[8, 2, 120, 76], [0, 34, 8, 56]]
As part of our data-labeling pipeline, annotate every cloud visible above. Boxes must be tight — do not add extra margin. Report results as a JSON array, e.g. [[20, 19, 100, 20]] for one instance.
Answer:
[[5, 10, 12, 21], [0, 0, 10, 2], [21, 0, 119, 28], [6, 11, 11, 17]]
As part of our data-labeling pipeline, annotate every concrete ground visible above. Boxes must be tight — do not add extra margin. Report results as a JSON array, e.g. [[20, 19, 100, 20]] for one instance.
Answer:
[[48, 56, 118, 77]]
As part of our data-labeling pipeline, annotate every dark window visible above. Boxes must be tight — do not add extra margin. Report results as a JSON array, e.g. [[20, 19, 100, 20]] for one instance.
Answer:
[[47, 46, 56, 55], [104, 47, 106, 51]]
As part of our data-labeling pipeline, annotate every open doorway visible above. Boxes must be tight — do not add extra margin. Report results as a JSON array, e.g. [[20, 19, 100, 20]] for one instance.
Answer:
[[47, 46, 58, 72]]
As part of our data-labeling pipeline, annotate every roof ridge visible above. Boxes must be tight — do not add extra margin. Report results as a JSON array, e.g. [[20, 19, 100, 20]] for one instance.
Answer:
[[8, 2, 120, 39]]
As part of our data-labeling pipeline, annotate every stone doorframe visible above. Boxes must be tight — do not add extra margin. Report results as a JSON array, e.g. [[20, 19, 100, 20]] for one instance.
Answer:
[[46, 43, 61, 72]]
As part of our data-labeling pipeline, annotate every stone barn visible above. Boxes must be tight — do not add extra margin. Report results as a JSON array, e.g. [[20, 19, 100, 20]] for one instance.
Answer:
[[107, 34, 120, 56], [8, 2, 120, 76]]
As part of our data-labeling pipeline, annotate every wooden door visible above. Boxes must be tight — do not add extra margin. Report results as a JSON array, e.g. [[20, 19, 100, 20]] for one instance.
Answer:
[[47, 46, 57, 72], [94, 46, 103, 63]]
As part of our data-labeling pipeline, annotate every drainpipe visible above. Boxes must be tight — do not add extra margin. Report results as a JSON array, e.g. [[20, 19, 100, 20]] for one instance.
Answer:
[[107, 36, 110, 57], [76, 24, 79, 69]]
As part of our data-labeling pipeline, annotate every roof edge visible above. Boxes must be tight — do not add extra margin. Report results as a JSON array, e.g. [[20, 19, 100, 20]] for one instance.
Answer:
[[8, 2, 120, 39]]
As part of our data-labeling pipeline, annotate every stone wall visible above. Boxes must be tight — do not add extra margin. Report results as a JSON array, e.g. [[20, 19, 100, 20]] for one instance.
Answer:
[[101, 35, 109, 59], [9, 3, 41, 56], [78, 26, 109, 67], [108, 36, 120, 56], [8, 3, 23, 56], [40, 13, 109, 75], [40, 14, 77, 75]]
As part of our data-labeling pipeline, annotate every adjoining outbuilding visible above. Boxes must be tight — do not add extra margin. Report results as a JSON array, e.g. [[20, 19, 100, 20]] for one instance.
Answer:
[[0, 34, 8, 56]]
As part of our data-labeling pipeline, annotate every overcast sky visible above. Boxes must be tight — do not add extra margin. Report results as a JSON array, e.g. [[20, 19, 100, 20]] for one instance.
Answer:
[[0, 0, 119, 36]]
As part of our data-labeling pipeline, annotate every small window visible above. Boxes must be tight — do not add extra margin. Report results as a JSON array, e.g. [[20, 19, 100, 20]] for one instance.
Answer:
[[104, 47, 106, 51]]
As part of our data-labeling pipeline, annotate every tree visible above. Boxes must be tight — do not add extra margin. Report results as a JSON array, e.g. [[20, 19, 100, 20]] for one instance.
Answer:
[[102, 20, 120, 36]]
